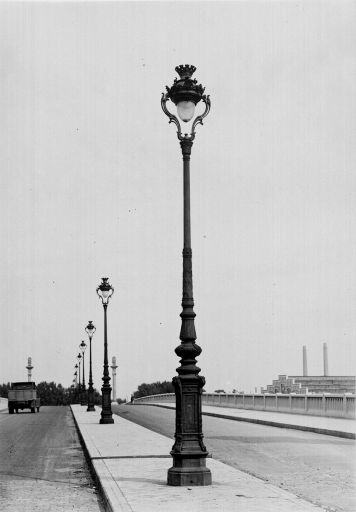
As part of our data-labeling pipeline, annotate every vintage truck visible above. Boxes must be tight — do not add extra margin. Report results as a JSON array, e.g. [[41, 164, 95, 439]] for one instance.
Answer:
[[8, 382, 40, 414]]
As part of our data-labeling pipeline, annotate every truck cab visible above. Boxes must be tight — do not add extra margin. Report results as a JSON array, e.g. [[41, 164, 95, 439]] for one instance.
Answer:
[[8, 382, 40, 414]]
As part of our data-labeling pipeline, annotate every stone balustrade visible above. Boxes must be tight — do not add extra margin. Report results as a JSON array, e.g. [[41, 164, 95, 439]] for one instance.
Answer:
[[133, 392, 355, 419]]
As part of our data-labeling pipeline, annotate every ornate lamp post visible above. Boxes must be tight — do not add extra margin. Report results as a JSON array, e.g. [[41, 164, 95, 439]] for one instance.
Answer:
[[76, 355, 82, 404], [85, 321, 96, 411], [161, 65, 212, 486], [79, 340, 87, 405], [96, 277, 114, 424], [74, 364, 79, 400]]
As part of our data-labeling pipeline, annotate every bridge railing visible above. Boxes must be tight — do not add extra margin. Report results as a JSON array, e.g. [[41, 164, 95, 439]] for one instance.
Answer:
[[133, 392, 355, 419]]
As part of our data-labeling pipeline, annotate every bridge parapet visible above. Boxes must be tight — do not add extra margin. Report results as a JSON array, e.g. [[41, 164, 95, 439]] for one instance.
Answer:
[[133, 392, 355, 419]]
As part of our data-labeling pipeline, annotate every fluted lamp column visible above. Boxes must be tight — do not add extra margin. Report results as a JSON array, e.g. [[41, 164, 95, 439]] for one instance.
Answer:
[[96, 277, 114, 424], [161, 65, 212, 486], [85, 321, 96, 411]]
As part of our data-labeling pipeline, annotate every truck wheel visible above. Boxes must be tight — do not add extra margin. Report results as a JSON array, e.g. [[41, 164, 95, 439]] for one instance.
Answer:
[[9, 408, 14, 414], [15, 409, 19, 414], [37, 407, 40, 412]]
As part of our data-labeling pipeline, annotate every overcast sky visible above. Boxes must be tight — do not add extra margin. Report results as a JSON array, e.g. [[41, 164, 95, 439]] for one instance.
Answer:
[[1, 0, 355, 399]]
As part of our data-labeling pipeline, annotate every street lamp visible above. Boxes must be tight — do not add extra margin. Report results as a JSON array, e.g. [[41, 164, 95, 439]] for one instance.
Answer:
[[85, 321, 96, 411], [96, 277, 114, 424], [79, 340, 87, 405], [74, 364, 78, 389], [161, 65, 212, 486], [76, 355, 82, 404]]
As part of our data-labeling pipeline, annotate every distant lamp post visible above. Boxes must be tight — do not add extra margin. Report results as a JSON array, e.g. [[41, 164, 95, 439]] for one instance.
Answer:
[[74, 364, 78, 386], [96, 277, 114, 424], [79, 340, 87, 405], [161, 65, 212, 486], [85, 321, 96, 411], [76, 355, 82, 404]]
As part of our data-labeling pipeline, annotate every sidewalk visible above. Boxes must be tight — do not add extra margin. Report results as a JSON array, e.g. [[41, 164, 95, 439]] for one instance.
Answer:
[[71, 404, 328, 512], [150, 402, 356, 439]]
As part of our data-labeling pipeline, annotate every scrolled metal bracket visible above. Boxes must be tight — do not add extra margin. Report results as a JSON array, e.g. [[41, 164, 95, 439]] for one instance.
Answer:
[[191, 95, 211, 138], [161, 92, 182, 140], [161, 93, 211, 142]]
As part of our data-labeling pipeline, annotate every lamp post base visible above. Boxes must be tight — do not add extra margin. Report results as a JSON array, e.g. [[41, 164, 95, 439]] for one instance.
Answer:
[[167, 461, 212, 486], [99, 415, 114, 424], [167, 374, 212, 486], [87, 388, 95, 412], [100, 386, 114, 424]]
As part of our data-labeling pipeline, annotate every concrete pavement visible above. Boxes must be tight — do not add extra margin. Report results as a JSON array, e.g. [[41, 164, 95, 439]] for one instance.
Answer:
[[71, 404, 330, 512], [150, 402, 356, 439]]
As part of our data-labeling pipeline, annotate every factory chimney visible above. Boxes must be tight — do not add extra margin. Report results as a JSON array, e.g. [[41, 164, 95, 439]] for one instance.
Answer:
[[323, 343, 329, 376], [302, 345, 308, 376]]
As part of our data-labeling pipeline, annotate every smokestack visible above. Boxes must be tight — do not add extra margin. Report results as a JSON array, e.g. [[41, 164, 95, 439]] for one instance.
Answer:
[[323, 343, 329, 376], [303, 346, 308, 376], [26, 357, 33, 382]]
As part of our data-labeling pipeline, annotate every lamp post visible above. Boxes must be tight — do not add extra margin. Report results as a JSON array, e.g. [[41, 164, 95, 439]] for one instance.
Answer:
[[96, 277, 114, 424], [161, 65, 212, 486], [85, 321, 96, 411], [79, 341, 87, 405], [74, 364, 79, 391], [76, 355, 82, 404]]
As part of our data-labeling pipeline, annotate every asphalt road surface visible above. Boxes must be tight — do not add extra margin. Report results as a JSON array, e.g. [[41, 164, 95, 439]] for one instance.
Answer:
[[0, 406, 104, 512], [112, 403, 356, 512]]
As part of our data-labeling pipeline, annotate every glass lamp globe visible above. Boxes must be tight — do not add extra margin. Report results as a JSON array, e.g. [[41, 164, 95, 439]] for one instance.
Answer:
[[177, 101, 195, 122]]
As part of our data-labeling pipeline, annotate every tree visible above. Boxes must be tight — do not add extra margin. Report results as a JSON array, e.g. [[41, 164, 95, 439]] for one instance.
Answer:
[[0, 382, 11, 398], [132, 380, 174, 399]]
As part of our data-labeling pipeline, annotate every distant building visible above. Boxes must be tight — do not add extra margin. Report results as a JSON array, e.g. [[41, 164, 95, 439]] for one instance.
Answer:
[[289, 375, 355, 394], [261, 375, 308, 394], [261, 374, 355, 395], [261, 344, 355, 395]]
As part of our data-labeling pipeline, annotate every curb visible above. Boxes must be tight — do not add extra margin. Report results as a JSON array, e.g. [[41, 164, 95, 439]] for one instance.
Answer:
[[70, 405, 116, 512], [143, 403, 356, 440]]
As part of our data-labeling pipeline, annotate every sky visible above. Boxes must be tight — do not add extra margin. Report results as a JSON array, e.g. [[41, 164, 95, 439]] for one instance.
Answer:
[[0, 0, 355, 399]]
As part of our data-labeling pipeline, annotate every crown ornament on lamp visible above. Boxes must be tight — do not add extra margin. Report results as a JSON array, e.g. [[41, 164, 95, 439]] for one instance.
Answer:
[[166, 65, 205, 122]]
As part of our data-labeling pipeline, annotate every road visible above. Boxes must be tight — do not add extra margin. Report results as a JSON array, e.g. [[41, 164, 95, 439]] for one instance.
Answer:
[[0, 406, 104, 512], [112, 403, 356, 512]]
